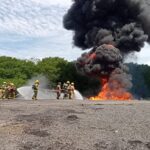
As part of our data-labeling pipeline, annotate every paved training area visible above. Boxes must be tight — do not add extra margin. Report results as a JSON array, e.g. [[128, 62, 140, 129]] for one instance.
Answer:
[[0, 99, 150, 150]]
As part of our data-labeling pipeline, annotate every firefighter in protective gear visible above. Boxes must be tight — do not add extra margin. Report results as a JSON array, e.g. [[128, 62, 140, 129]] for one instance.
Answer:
[[0, 87, 3, 99], [66, 81, 71, 98], [63, 82, 69, 99], [1, 82, 7, 99], [5, 82, 11, 99], [32, 80, 39, 100], [68, 82, 75, 99], [9, 83, 16, 99], [56, 82, 61, 99]]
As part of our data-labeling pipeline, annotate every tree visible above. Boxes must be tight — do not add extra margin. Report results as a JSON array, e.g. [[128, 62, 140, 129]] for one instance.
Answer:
[[0, 56, 37, 87]]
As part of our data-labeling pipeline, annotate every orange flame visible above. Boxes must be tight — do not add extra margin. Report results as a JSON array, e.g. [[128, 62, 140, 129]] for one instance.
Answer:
[[90, 77, 133, 101]]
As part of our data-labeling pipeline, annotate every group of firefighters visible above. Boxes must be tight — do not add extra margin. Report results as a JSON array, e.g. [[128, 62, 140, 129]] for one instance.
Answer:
[[0, 80, 75, 100], [56, 81, 75, 100], [0, 82, 16, 100], [32, 80, 75, 100]]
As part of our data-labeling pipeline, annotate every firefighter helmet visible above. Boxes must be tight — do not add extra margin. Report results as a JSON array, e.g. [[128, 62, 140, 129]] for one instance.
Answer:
[[66, 81, 70, 84], [35, 80, 39, 84]]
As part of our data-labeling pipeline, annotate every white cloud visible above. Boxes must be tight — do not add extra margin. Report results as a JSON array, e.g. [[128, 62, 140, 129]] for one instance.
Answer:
[[31, 0, 72, 6], [0, 0, 68, 37], [136, 43, 150, 65], [0, 0, 82, 61], [15, 47, 82, 61], [125, 43, 150, 65]]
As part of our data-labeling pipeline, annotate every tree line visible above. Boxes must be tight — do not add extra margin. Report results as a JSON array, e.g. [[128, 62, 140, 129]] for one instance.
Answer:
[[0, 56, 150, 99]]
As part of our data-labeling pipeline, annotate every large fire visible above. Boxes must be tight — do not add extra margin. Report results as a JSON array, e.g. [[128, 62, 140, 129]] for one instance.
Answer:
[[90, 77, 133, 101]]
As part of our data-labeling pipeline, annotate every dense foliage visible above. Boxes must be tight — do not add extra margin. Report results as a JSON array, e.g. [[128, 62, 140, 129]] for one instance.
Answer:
[[0, 56, 150, 99], [0, 56, 37, 87], [128, 63, 150, 99]]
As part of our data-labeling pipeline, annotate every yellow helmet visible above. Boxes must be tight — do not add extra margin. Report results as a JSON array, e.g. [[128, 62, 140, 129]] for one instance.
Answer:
[[35, 80, 39, 83]]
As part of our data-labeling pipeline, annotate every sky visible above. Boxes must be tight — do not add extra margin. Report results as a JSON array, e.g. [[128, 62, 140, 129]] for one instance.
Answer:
[[0, 0, 149, 65]]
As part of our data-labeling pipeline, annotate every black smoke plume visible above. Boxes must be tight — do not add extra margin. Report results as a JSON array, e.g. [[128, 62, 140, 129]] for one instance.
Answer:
[[63, 0, 150, 98]]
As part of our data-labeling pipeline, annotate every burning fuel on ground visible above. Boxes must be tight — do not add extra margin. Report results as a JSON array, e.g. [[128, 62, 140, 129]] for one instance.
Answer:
[[63, 0, 150, 100]]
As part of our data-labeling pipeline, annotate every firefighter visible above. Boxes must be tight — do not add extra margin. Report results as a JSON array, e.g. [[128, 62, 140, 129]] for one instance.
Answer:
[[56, 82, 61, 99], [62, 81, 70, 99], [68, 82, 75, 99], [32, 80, 39, 100], [5, 82, 11, 99], [1, 82, 7, 99], [0, 87, 3, 99], [9, 83, 16, 99], [7, 83, 12, 99]]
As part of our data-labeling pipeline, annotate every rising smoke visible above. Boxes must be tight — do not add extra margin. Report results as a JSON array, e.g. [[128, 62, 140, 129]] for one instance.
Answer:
[[26, 75, 50, 89], [63, 0, 149, 50], [63, 0, 150, 98]]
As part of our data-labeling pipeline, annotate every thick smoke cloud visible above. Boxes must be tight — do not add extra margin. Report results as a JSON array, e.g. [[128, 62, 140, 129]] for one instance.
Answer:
[[63, 0, 149, 52], [63, 0, 150, 98], [76, 44, 122, 76]]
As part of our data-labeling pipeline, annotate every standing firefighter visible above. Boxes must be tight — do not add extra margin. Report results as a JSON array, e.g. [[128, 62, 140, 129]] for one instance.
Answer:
[[5, 83, 11, 99], [63, 81, 70, 99], [68, 82, 75, 99], [0, 87, 3, 99], [1, 82, 7, 99], [9, 83, 16, 99], [32, 80, 39, 100], [56, 82, 61, 99]]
